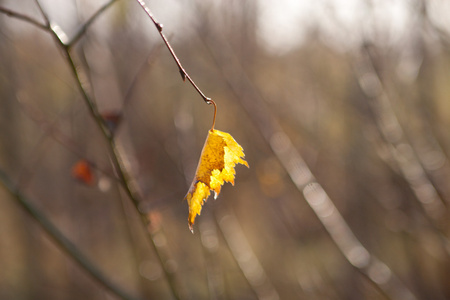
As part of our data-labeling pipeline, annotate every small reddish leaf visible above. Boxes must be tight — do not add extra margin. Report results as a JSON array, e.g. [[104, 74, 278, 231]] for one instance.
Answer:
[[72, 159, 95, 185]]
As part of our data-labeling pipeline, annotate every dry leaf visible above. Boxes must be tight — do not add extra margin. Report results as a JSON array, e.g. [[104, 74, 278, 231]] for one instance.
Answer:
[[72, 159, 95, 185], [186, 129, 248, 232]]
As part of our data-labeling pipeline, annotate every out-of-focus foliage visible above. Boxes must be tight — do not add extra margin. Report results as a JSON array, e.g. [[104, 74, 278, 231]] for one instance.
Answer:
[[1, 0, 450, 299]]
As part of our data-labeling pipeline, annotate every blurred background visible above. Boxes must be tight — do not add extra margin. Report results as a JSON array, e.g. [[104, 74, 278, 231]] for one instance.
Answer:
[[1, 0, 450, 299]]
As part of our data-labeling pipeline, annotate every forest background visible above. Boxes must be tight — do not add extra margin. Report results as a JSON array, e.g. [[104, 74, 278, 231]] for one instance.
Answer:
[[1, 0, 450, 299]]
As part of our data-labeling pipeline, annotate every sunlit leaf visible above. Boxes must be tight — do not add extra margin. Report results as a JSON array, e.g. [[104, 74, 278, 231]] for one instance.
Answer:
[[186, 129, 248, 232]]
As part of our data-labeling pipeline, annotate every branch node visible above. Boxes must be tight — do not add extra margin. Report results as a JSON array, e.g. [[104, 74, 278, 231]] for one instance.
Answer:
[[156, 22, 163, 32], [179, 69, 186, 82]]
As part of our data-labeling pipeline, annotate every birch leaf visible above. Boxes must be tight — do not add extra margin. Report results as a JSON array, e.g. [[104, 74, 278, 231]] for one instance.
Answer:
[[186, 129, 248, 232]]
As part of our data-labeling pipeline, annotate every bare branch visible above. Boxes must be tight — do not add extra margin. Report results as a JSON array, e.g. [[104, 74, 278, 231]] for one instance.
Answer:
[[0, 168, 142, 300], [134, 0, 213, 106], [2, 3, 185, 298], [68, 0, 118, 47], [354, 46, 450, 233], [42, 15, 187, 300], [0, 6, 48, 30], [217, 209, 280, 300], [34, 0, 50, 26]]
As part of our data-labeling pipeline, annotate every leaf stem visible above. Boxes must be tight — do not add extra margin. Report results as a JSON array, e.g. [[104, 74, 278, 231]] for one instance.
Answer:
[[209, 99, 217, 131]]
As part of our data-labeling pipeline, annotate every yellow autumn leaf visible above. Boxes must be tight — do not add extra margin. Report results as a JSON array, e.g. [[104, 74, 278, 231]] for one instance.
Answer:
[[186, 129, 248, 232]]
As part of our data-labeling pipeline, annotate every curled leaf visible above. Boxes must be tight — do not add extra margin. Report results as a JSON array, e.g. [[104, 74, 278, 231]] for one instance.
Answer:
[[186, 129, 248, 232]]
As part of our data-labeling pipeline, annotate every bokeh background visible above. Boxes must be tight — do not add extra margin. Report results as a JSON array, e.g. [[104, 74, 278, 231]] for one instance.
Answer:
[[1, 0, 450, 299]]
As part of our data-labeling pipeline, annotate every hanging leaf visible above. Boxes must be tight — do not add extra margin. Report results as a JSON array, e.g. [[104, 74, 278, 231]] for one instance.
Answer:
[[72, 159, 95, 185], [186, 129, 248, 232]]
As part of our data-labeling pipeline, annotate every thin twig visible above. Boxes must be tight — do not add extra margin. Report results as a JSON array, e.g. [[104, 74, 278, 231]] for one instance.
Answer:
[[1, 3, 184, 299], [0, 168, 142, 300], [60, 37, 184, 300], [122, 42, 166, 110], [353, 46, 449, 234], [68, 0, 118, 47], [46, 12, 186, 299], [198, 216, 226, 300], [34, 0, 50, 26], [0, 6, 47, 30], [216, 208, 280, 300], [134, 0, 217, 116], [15, 98, 116, 188]]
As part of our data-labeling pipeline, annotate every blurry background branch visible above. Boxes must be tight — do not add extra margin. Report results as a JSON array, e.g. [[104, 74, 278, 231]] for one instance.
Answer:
[[1, 1, 185, 299], [67, 0, 118, 47], [197, 29, 417, 300], [353, 45, 450, 254], [0, 168, 141, 300], [35, 0, 186, 298], [0, 6, 47, 30]]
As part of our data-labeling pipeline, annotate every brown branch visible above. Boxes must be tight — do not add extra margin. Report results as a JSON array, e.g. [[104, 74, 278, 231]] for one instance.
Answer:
[[0, 0, 117, 48], [35, 9, 187, 299], [134, 0, 216, 113], [59, 43, 184, 300], [15, 98, 116, 188], [0, 168, 142, 300], [68, 0, 118, 47], [0, 6, 48, 30], [122, 42, 166, 109], [2, 2, 185, 299], [34, 0, 50, 26]]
